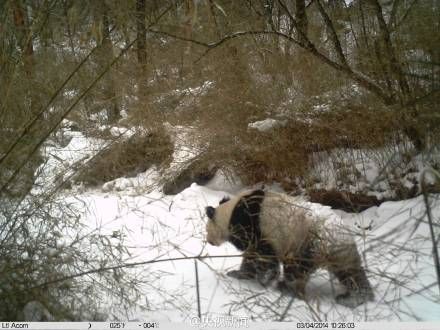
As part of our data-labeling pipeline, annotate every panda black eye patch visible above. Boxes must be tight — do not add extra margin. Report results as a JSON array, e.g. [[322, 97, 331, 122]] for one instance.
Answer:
[[205, 206, 215, 220]]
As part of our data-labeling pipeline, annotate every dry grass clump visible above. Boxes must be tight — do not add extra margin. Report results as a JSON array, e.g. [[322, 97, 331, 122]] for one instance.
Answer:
[[74, 130, 173, 187], [195, 100, 401, 193], [308, 105, 399, 150], [231, 125, 309, 190], [192, 87, 440, 207]]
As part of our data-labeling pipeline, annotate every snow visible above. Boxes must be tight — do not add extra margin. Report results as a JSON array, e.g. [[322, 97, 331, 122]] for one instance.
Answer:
[[25, 127, 440, 324], [34, 123, 158, 195], [248, 119, 286, 132], [33, 129, 105, 194], [97, 125, 149, 138], [174, 81, 214, 96], [63, 181, 440, 323], [203, 169, 243, 194], [308, 146, 440, 200], [165, 124, 203, 169]]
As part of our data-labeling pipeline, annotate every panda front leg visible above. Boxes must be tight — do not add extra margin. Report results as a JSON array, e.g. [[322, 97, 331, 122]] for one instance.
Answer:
[[254, 255, 280, 286], [332, 267, 374, 308], [279, 261, 315, 299], [227, 251, 258, 280], [227, 251, 280, 286]]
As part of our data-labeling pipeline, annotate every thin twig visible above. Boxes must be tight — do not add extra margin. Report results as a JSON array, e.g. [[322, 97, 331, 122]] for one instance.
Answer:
[[279, 296, 294, 321], [29, 254, 243, 290], [0, 2, 178, 195], [194, 259, 202, 319], [421, 168, 440, 295]]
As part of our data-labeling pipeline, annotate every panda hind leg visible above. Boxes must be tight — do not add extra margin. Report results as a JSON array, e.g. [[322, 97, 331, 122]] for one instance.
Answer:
[[333, 267, 374, 308]]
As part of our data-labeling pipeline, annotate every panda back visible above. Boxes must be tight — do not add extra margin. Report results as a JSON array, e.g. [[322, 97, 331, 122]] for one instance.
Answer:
[[259, 192, 317, 258]]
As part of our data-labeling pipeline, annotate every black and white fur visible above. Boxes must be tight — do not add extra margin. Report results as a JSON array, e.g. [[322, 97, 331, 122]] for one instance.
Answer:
[[205, 189, 374, 308]]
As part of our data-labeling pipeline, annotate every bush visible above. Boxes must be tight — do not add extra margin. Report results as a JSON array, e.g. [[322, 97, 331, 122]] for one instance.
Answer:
[[0, 194, 139, 320], [74, 130, 173, 187]]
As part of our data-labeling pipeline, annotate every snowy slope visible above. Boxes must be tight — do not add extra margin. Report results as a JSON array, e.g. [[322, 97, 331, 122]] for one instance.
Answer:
[[35, 127, 440, 323], [69, 181, 440, 323]]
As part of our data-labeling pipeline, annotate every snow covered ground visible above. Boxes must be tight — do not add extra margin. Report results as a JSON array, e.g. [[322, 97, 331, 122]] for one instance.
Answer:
[[69, 180, 440, 323], [309, 145, 440, 200], [32, 126, 440, 324]]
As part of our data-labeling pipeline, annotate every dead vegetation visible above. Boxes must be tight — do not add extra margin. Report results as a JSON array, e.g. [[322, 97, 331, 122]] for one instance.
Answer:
[[73, 130, 173, 187], [1, 0, 439, 321]]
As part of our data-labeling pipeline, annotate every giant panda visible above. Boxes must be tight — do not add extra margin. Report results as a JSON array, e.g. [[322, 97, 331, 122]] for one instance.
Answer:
[[205, 188, 374, 308]]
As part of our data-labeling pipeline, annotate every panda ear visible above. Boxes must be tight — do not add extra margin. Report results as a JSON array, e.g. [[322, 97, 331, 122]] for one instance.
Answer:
[[205, 206, 215, 220]]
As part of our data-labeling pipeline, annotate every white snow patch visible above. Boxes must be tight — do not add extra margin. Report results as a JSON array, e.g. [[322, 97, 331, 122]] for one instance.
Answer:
[[204, 169, 243, 194], [174, 81, 214, 96], [90, 110, 108, 123], [248, 118, 286, 132], [33, 130, 105, 194], [165, 124, 203, 168], [101, 166, 161, 194], [309, 146, 440, 200]]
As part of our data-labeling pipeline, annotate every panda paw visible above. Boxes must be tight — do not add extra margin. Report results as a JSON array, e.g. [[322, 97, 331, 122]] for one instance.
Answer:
[[227, 270, 255, 280], [276, 281, 301, 298], [256, 269, 279, 287], [276, 280, 291, 293], [336, 292, 371, 309]]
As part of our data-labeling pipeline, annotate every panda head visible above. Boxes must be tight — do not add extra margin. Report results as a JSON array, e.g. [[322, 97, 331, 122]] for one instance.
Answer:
[[205, 195, 236, 246]]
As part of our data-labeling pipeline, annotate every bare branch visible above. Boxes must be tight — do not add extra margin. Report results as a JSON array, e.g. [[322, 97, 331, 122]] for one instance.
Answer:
[[421, 168, 440, 295], [392, 0, 418, 31], [150, 25, 393, 104], [368, 0, 410, 98], [277, 0, 313, 49], [295, 0, 308, 44], [0, 2, 178, 195], [29, 254, 243, 290], [315, 0, 348, 67]]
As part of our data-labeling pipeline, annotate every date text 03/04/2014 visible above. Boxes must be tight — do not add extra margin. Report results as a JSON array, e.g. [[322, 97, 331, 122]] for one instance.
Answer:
[[296, 322, 356, 329]]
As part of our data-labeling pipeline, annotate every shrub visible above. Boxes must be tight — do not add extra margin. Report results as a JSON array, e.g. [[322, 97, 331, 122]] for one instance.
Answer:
[[74, 130, 173, 187]]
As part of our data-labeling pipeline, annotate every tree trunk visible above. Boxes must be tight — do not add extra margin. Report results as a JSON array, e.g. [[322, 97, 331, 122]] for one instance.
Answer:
[[295, 0, 308, 44], [368, 0, 424, 150], [101, 4, 120, 124], [136, 0, 147, 67], [182, 0, 196, 76], [13, 0, 34, 78], [7, 0, 42, 198]]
